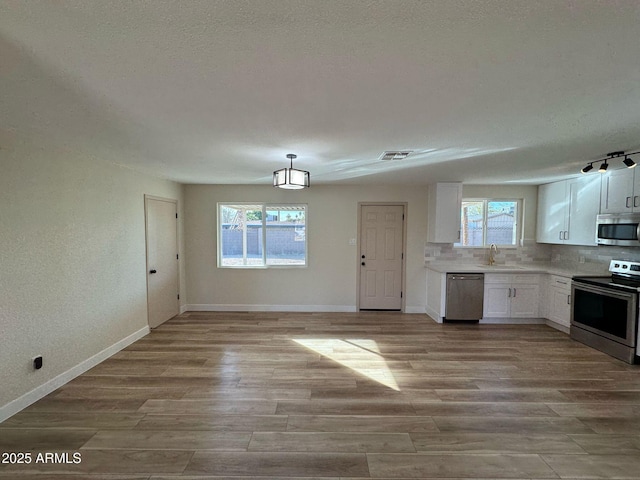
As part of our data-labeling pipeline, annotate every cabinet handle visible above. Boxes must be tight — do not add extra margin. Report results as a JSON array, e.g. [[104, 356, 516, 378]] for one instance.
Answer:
[[558, 231, 563, 240], [508, 288, 511, 298], [567, 294, 571, 305], [457, 230, 461, 240], [557, 280, 568, 285], [626, 196, 632, 208], [565, 231, 569, 240], [513, 288, 516, 297], [635, 196, 640, 208]]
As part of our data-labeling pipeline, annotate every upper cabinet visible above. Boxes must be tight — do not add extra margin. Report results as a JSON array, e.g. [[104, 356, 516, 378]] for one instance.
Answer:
[[427, 182, 462, 243], [537, 181, 567, 243], [567, 176, 601, 244], [600, 168, 640, 213], [536, 176, 600, 245]]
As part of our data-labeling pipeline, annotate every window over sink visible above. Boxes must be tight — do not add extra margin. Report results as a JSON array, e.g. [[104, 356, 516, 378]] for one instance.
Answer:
[[455, 199, 521, 247]]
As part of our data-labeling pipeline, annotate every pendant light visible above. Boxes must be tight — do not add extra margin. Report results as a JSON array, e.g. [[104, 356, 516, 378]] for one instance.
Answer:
[[273, 154, 310, 189]]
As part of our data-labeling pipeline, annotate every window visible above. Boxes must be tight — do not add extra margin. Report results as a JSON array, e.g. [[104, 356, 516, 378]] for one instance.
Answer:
[[218, 203, 307, 267], [456, 199, 520, 247]]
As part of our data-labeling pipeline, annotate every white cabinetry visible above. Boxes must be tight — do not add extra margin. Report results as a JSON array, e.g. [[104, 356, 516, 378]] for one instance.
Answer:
[[510, 283, 541, 317], [600, 169, 640, 213], [483, 282, 511, 317], [427, 183, 462, 243], [483, 274, 540, 319], [536, 176, 600, 245], [537, 181, 567, 243], [425, 268, 446, 323], [567, 176, 601, 244], [547, 274, 572, 329]]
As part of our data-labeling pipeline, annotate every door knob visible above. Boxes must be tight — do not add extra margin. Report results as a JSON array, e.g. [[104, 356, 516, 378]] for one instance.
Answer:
[[361, 255, 365, 259], [149, 269, 157, 274], [361, 262, 365, 266]]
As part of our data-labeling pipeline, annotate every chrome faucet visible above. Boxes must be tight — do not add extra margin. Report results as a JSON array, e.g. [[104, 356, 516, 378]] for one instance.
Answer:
[[488, 243, 498, 266]]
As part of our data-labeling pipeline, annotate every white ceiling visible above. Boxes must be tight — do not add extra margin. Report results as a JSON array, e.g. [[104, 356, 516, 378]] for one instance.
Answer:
[[1, 1, 639, 185]]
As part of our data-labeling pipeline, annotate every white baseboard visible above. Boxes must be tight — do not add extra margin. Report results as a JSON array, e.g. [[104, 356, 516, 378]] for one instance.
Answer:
[[480, 317, 546, 324], [404, 306, 427, 314], [545, 319, 570, 334], [425, 304, 443, 323], [179, 304, 188, 314], [188, 304, 425, 314], [187, 304, 357, 313], [0, 326, 150, 423]]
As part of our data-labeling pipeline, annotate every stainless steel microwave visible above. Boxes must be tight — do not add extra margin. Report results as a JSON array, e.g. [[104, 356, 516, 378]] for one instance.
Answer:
[[597, 213, 640, 246]]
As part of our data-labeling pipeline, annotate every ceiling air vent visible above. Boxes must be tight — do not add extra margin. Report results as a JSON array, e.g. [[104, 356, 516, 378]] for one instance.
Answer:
[[380, 151, 413, 161]]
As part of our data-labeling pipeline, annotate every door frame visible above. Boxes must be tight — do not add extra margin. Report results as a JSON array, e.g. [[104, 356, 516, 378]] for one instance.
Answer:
[[356, 202, 408, 312], [144, 194, 180, 328]]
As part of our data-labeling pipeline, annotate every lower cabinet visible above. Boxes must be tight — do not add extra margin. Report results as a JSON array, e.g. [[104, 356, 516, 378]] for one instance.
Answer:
[[425, 268, 446, 322], [429, 269, 566, 325], [483, 274, 540, 319], [547, 275, 572, 328]]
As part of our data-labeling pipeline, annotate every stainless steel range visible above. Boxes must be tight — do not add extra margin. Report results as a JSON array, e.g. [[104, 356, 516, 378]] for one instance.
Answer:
[[571, 260, 640, 364]]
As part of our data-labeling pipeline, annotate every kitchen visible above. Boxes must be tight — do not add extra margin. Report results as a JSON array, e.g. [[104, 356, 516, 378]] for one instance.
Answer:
[[3, 3, 640, 477], [426, 164, 640, 363]]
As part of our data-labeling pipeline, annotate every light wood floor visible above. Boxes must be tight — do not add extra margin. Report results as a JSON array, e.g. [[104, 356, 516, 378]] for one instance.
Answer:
[[2, 311, 640, 479]]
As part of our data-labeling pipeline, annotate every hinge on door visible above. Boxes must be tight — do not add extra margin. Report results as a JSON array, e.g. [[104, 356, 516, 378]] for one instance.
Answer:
[[177, 294, 180, 300], [176, 213, 178, 219], [401, 291, 403, 298], [402, 253, 404, 259], [402, 214, 405, 220], [177, 254, 179, 260]]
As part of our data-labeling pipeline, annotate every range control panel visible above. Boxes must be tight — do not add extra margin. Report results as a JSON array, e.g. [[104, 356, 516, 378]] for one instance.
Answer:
[[610, 260, 640, 276]]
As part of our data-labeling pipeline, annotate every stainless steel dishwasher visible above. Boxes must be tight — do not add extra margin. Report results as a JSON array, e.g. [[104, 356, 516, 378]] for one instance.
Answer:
[[445, 273, 485, 321]]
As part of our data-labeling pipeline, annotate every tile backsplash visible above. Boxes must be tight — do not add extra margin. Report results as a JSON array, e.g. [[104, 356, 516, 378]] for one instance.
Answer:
[[425, 240, 640, 274], [424, 240, 552, 265], [549, 244, 640, 274]]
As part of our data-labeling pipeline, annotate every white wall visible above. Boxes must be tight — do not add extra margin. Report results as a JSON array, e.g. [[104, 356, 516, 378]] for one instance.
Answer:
[[0, 136, 184, 419], [184, 184, 428, 313]]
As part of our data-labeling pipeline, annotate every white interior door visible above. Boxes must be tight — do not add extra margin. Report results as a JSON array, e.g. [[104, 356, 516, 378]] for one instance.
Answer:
[[145, 196, 179, 328], [359, 204, 404, 310]]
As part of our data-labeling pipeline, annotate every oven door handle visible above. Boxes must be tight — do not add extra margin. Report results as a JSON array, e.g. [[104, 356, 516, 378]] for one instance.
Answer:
[[636, 222, 640, 242], [572, 281, 636, 300]]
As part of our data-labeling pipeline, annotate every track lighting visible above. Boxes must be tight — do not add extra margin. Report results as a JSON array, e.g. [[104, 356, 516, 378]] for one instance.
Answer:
[[580, 150, 640, 174], [581, 164, 593, 174]]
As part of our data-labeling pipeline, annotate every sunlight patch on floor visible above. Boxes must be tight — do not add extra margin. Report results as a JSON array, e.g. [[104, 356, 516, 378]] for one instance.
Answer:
[[293, 338, 400, 391]]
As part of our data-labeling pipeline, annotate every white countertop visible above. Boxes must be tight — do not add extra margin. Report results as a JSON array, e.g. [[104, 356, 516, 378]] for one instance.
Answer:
[[425, 262, 598, 278]]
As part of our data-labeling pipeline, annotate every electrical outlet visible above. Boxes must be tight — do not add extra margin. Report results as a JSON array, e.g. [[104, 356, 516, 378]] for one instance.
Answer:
[[33, 355, 43, 370]]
